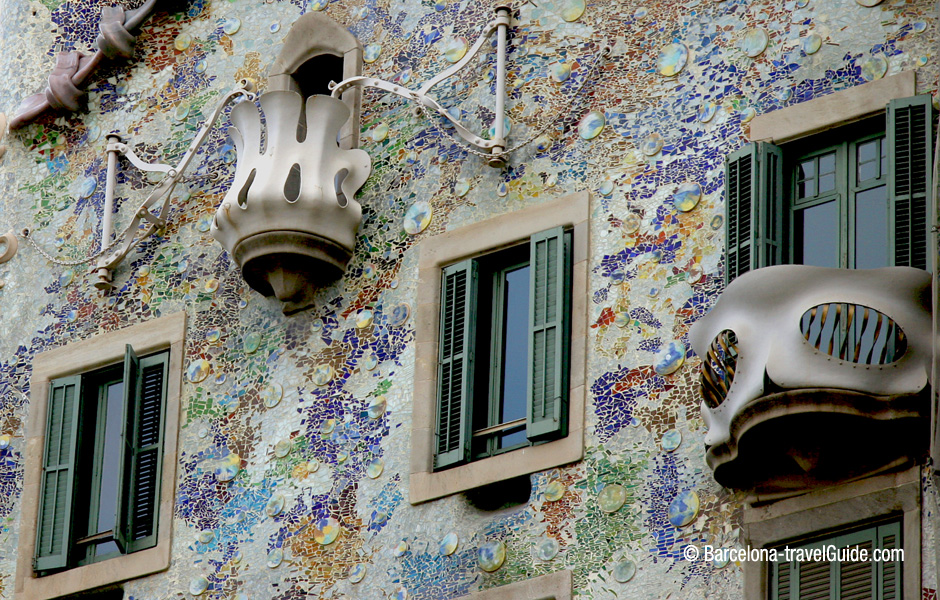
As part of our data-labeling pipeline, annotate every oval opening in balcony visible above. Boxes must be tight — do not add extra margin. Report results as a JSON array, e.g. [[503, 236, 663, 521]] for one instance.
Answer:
[[700, 329, 737, 409], [800, 302, 907, 364]]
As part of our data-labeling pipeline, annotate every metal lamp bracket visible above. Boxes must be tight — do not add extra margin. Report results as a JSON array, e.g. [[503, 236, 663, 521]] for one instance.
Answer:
[[330, 4, 513, 167], [87, 80, 257, 291]]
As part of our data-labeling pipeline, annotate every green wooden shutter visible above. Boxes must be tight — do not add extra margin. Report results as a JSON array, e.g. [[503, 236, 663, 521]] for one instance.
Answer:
[[888, 94, 933, 270], [113, 344, 139, 553], [35, 375, 82, 571], [837, 528, 876, 600], [124, 352, 168, 552], [797, 554, 832, 600], [435, 260, 477, 469], [526, 226, 571, 441], [724, 142, 784, 284], [876, 521, 901, 600], [771, 560, 793, 600]]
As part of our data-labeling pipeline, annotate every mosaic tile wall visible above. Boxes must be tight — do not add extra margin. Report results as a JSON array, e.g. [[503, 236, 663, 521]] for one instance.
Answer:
[[0, 0, 937, 598]]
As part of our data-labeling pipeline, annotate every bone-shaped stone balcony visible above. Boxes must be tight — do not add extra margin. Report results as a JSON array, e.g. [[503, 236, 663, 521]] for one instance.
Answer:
[[690, 265, 932, 500]]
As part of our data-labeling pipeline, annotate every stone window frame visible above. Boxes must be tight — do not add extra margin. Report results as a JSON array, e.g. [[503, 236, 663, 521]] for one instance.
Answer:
[[452, 569, 572, 600], [267, 12, 363, 149], [742, 467, 921, 600], [15, 312, 186, 600], [409, 192, 590, 504]]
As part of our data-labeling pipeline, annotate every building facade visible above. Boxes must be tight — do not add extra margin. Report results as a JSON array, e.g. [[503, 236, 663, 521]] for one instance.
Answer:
[[0, 0, 936, 598]]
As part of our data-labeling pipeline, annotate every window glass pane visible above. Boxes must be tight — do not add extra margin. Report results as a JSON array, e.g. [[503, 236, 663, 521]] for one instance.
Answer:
[[796, 200, 839, 268], [498, 264, 529, 449], [855, 185, 889, 269], [798, 160, 816, 198], [857, 139, 881, 183], [97, 381, 124, 536], [818, 152, 836, 193]]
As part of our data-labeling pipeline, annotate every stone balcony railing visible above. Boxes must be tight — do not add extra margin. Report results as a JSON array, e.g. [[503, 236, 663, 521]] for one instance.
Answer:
[[689, 265, 932, 501]]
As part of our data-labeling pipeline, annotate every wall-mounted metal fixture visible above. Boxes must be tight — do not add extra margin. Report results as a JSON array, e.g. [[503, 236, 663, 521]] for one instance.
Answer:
[[20, 80, 257, 290], [330, 4, 513, 168]]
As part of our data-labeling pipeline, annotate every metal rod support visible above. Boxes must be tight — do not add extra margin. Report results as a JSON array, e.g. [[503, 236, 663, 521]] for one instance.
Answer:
[[94, 133, 122, 291], [490, 5, 511, 168]]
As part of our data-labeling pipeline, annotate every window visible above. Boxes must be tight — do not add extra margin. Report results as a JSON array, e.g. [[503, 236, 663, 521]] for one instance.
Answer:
[[409, 192, 589, 504], [35, 346, 168, 573], [449, 569, 572, 600], [769, 521, 902, 600], [436, 226, 571, 470], [725, 94, 933, 283], [17, 313, 184, 600]]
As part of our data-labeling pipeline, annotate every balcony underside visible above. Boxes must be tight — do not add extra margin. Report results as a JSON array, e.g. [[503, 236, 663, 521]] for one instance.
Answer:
[[707, 387, 928, 499]]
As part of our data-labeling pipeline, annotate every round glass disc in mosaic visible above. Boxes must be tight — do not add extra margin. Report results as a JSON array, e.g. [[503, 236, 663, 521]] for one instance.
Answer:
[[363, 353, 378, 370], [454, 179, 471, 197], [668, 490, 700, 527], [215, 454, 240, 482], [312, 364, 334, 386], [478, 540, 507, 572], [687, 264, 704, 284], [349, 563, 367, 583], [440, 532, 458, 555], [654, 341, 686, 375], [856, 0, 883, 5], [265, 493, 286, 517], [174, 33, 192, 51], [404, 201, 432, 235], [368, 396, 387, 419], [560, 0, 585, 21], [274, 438, 292, 458], [578, 111, 605, 140], [640, 132, 664, 156], [314, 517, 341, 544], [356, 309, 374, 328], [0, 435, 9, 450], [740, 29, 769, 57], [672, 182, 702, 212], [496, 182, 509, 197], [441, 37, 469, 63], [222, 17, 241, 34], [537, 537, 559, 561], [657, 43, 688, 76], [372, 123, 389, 142], [714, 554, 730, 568], [243, 331, 262, 353], [198, 530, 215, 543], [598, 484, 627, 513], [79, 177, 97, 198], [697, 102, 717, 124], [613, 558, 637, 582], [551, 62, 571, 83], [364, 43, 381, 63], [266, 547, 283, 568], [307, 458, 320, 473], [366, 458, 384, 479], [393, 539, 409, 556], [320, 419, 336, 435], [861, 56, 887, 81], [598, 180, 614, 196], [262, 383, 283, 407], [189, 576, 209, 595], [389, 303, 411, 326], [390, 588, 408, 600], [661, 429, 682, 452], [623, 213, 642, 234], [203, 278, 219, 293], [544, 480, 566, 501], [802, 33, 822, 55], [187, 359, 210, 383]]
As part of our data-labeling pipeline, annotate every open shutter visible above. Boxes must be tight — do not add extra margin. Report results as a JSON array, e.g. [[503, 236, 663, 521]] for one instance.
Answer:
[[876, 521, 901, 600], [435, 260, 476, 469], [113, 344, 139, 553], [526, 226, 571, 441], [888, 95, 933, 270], [124, 352, 168, 552], [724, 142, 784, 284], [34, 375, 82, 571]]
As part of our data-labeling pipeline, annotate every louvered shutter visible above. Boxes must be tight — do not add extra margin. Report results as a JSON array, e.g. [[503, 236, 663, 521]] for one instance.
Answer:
[[113, 345, 139, 553], [724, 142, 784, 284], [876, 521, 901, 600], [798, 554, 833, 600], [124, 352, 168, 552], [771, 560, 793, 600], [837, 528, 876, 600], [526, 226, 571, 441], [435, 260, 476, 469], [34, 375, 82, 571], [888, 95, 933, 270]]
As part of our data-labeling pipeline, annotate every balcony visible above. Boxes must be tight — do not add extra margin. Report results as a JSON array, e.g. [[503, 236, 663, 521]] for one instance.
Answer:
[[689, 265, 932, 500]]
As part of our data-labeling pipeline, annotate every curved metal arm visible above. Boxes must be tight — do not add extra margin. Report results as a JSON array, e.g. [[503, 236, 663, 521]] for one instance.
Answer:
[[95, 81, 256, 284]]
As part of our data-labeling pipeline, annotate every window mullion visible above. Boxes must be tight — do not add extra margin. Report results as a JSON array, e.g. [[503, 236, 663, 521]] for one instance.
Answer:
[[486, 268, 505, 458]]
